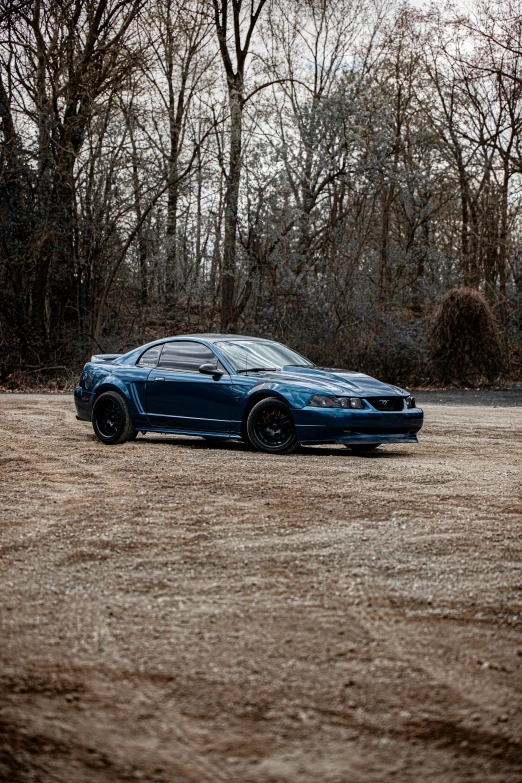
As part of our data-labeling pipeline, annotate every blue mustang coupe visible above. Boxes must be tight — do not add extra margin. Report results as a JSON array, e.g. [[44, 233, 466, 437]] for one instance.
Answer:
[[74, 334, 423, 454]]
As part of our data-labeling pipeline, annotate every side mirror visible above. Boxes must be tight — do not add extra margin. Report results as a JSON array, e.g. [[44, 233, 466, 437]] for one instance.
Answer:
[[199, 363, 223, 377]]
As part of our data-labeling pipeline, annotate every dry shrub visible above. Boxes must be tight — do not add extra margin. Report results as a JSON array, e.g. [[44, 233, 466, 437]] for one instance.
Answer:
[[430, 287, 504, 385]]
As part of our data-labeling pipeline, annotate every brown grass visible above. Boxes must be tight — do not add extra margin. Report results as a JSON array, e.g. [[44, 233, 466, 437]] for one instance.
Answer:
[[430, 287, 504, 385]]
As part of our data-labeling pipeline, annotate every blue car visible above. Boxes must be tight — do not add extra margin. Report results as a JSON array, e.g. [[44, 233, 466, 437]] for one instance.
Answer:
[[74, 334, 423, 454]]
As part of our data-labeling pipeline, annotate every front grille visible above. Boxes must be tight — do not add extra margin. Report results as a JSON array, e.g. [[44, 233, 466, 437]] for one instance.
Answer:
[[365, 397, 404, 411]]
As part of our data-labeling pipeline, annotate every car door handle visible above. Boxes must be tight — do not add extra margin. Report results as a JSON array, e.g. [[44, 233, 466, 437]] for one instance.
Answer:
[[155, 377, 165, 382]]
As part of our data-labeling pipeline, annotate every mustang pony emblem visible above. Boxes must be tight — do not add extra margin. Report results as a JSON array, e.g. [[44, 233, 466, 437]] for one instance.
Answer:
[[379, 399, 389, 406]]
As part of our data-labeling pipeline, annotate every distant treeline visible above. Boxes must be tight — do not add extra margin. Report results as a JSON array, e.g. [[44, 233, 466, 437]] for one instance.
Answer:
[[1, 0, 521, 387]]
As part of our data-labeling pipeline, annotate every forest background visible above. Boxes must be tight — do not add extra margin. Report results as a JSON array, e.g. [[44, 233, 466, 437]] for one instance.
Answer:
[[1, 0, 521, 389]]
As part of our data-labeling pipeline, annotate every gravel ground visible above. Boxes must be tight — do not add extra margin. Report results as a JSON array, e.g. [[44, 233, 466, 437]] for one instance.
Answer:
[[0, 394, 521, 783], [413, 386, 522, 407]]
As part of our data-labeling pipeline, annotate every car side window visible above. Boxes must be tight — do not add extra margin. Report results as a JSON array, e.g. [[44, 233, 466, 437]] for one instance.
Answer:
[[137, 344, 163, 367], [158, 341, 225, 373]]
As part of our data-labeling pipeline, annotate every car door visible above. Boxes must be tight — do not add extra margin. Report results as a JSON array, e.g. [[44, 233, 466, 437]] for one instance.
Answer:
[[145, 341, 233, 433]]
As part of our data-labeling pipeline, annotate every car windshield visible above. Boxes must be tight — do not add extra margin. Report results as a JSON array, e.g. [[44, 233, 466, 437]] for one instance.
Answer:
[[216, 341, 314, 373]]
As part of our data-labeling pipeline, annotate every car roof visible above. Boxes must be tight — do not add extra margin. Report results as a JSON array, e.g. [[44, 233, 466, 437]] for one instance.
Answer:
[[165, 334, 271, 343], [116, 334, 280, 366]]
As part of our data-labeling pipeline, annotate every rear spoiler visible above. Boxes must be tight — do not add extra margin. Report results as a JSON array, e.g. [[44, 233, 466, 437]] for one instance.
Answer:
[[90, 354, 123, 364]]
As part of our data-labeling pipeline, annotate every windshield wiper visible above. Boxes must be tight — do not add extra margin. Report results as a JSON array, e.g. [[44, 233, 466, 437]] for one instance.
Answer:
[[285, 364, 315, 367], [236, 367, 278, 374]]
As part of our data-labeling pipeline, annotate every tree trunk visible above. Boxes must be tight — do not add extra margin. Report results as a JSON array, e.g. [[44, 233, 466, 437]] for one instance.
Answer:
[[195, 142, 203, 280], [460, 189, 470, 283], [128, 116, 148, 307], [220, 78, 243, 330], [379, 184, 394, 307], [497, 165, 510, 327]]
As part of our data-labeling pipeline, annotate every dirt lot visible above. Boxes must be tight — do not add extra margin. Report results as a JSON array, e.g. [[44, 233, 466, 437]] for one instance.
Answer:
[[1, 394, 521, 783]]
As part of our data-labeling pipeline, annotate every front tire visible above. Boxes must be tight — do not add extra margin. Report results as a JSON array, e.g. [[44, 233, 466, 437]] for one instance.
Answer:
[[246, 397, 298, 454], [92, 391, 135, 445]]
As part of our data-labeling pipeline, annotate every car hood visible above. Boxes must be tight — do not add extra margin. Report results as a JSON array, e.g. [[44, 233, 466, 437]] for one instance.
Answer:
[[253, 366, 409, 397]]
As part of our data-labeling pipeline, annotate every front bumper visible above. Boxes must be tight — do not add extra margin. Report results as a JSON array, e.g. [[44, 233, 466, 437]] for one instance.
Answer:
[[74, 387, 94, 421], [293, 405, 423, 445]]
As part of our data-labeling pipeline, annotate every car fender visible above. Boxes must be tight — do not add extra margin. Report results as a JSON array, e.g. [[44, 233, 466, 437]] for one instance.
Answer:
[[248, 380, 314, 408], [244, 380, 311, 410], [82, 363, 149, 428], [233, 380, 316, 440], [92, 375, 140, 417]]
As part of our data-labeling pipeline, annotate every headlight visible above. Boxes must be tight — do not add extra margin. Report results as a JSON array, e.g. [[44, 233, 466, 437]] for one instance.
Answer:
[[308, 394, 363, 409], [405, 396, 415, 408]]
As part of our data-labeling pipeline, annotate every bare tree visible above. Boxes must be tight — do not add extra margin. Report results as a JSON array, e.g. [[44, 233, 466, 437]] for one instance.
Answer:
[[1, 0, 521, 385], [0, 0, 145, 349], [211, 0, 268, 329], [142, 0, 215, 296]]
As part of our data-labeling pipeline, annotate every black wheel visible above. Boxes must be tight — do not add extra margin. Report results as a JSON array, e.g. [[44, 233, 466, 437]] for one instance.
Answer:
[[92, 391, 135, 445], [246, 397, 298, 454], [346, 444, 381, 454]]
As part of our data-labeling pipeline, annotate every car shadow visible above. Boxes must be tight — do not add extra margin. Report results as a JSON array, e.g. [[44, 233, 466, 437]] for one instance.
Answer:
[[301, 446, 411, 459], [135, 435, 248, 452], [133, 435, 411, 458]]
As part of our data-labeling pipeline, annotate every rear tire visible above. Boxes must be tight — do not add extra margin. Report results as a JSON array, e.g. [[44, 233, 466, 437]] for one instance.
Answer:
[[346, 444, 381, 453], [92, 391, 135, 445], [246, 397, 299, 454]]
